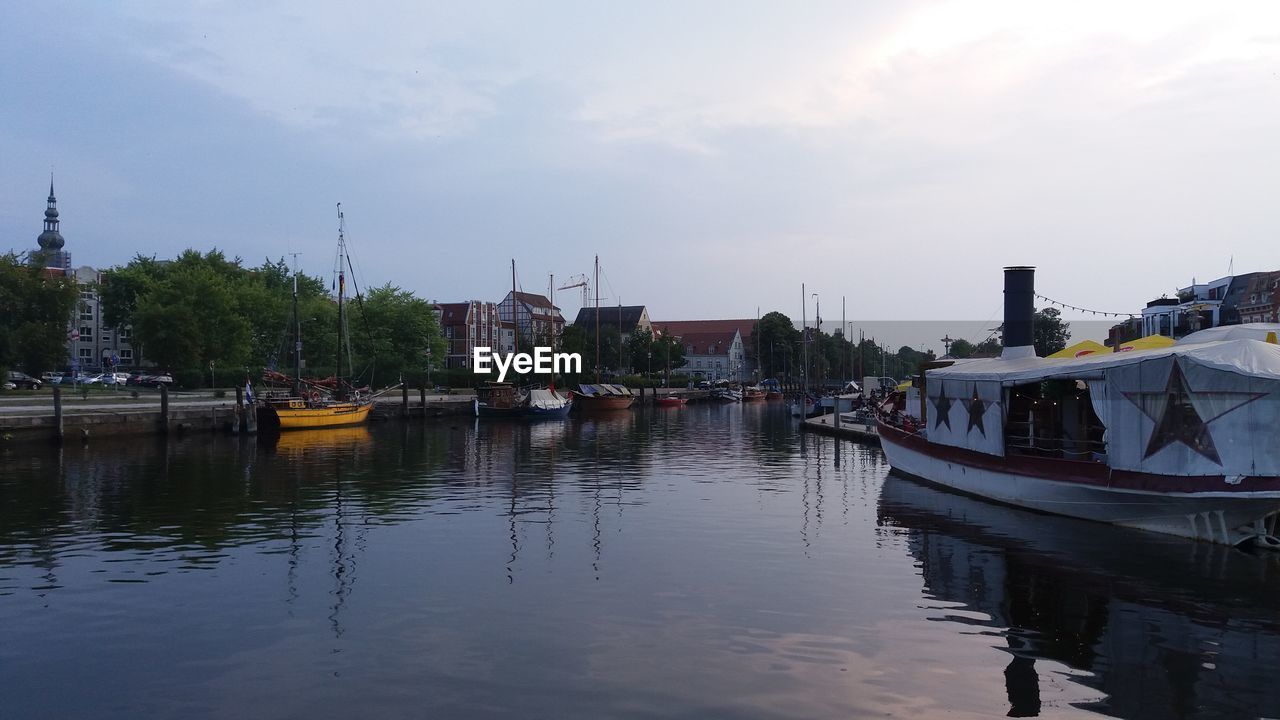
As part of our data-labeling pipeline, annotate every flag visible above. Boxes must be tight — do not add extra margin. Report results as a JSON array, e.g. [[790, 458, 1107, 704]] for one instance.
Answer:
[[244, 381, 254, 404]]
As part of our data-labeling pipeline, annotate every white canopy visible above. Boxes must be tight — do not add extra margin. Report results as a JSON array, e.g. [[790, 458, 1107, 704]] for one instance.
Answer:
[[927, 339, 1280, 384], [924, 339, 1280, 476], [529, 389, 569, 409], [1176, 323, 1280, 345]]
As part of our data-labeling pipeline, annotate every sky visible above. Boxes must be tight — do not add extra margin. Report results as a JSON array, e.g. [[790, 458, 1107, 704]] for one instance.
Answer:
[[3, 0, 1279, 349]]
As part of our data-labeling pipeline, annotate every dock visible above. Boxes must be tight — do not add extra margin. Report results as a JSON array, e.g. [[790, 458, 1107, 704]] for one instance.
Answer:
[[802, 412, 880, 446]]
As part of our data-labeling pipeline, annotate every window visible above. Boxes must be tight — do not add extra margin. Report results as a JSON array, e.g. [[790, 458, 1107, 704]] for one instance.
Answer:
[[77, 348, 92, 360], [121, 349, 133, 360], [119, 327, 131, 340], [80, 303, 93, 320], [79, 326, 93, 342]]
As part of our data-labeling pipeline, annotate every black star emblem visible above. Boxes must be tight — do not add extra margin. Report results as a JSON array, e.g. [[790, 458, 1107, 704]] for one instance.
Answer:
[[1123, 359, 1265, 465], [966, 391, 989, 436], [932, 388, 953, 430]]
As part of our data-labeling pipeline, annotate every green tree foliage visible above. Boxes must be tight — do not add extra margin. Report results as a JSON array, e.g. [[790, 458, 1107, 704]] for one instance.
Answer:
[[0, 254, 78, 373], [98, 250, 442, 386], [352, 284, 444, 383], [1033, 307, 1071, 357], [752, 311, 801, 379], [948, 338, 975, 358], [650, 328, 687, 376]]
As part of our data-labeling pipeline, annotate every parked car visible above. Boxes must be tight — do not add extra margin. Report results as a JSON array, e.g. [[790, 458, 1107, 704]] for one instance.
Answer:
[[126, 372, 173, 388], [41, 371, 61, 383], [77, 373, 102, 385], [6, 371, 42, 390], [2, 380, 15, 391]]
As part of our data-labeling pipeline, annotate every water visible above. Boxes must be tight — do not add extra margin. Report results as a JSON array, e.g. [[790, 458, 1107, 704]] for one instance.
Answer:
[[2, 403, 1279, 719]]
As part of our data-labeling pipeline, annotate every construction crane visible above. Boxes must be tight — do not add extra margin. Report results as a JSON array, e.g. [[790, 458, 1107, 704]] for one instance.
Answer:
[[557, 274, 591, 308]]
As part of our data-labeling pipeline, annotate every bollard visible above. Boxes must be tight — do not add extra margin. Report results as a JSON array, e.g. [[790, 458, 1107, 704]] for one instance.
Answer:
[[159, 385, 169, 434], [419, 386, 427, 419], [53, 386, 64, 443]]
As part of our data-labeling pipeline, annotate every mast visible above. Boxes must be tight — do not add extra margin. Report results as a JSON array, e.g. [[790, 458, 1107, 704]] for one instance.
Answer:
[[291, 252, 302, 395], [594, 255, 600, 383], [841, 296, 846, 386], [512, 259, 518, 357], [756, 306, 760, 384], [336, 203, 345, 392], [801, 283, 808, 394]]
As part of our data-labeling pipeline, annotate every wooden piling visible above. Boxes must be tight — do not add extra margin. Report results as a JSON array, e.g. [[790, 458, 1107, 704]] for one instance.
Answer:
[[159, 385, 169, 434], [53, 386, 64, 443], [419, 386, 427, 419], [233, 386, 243, 435], [402, 384, 409, 418]]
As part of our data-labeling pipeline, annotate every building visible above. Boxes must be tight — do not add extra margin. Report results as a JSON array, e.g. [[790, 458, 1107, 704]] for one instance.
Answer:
[[499, 291, 565, 345], [26, 180, 138, 371], [31, 178, 71, 273], [1235, 271, 1280, 324], [69, 266, 139, 371], [572, 305, 652, 335], [435, 300, 506, 369], [653, 319, 757, 382], [1139, 276, 1233, 339]]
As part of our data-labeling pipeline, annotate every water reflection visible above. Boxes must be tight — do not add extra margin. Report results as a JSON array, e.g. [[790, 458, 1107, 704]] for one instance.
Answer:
[[878, 473, 1280, 719], [3, 406, 1280, 719]]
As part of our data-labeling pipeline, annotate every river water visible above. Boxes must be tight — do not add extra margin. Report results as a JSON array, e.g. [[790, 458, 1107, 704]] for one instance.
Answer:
[[2, 403, 1279, 719]]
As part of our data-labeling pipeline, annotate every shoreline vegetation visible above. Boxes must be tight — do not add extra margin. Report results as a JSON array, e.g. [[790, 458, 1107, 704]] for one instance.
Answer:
[[4, 251, 1072, 392]]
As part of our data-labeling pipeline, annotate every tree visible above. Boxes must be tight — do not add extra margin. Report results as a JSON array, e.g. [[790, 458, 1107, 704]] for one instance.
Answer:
[[1033, 307, 1071, 357], [649, 326, 687, 381], [0, 254, 78, 373], [353, 284, 444, 384], [752, 311, 801, 379], [948, 338, 975, 358]]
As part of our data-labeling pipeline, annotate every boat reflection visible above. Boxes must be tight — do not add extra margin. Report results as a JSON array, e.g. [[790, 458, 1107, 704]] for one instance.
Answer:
[[265, 426, 375, 459], [877, 473, 1280, 719]]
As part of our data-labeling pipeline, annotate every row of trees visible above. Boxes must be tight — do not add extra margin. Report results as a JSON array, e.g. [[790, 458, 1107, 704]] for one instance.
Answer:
[[0, 254, 79, 374], [100, 250, 445, 385], [556, 325, 688, 380]]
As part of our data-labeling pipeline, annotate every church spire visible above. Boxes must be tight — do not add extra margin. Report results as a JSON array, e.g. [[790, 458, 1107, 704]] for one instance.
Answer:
[[34, 173, 68, 270]]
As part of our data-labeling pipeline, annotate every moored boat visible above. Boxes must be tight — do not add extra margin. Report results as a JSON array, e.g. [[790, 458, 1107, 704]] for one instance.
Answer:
[[257, 204, 375, 431], [524, 388, 573, 418], [575, 383, 635, 411], [655, 394, 688, 407], [878, 266, 1280, 547], [741, 386, 766, 401]]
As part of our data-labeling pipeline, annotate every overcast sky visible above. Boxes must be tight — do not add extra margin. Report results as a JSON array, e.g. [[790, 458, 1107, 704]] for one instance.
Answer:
[[4, 1, 1278, 332]]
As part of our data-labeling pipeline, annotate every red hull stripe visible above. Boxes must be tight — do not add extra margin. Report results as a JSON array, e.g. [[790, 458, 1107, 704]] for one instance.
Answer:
[[877, 422, 1280, 494]]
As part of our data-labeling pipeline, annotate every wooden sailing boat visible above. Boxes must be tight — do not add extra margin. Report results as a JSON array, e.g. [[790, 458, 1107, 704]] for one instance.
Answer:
[[575, 255, 635, 411], [258, 204, 373, 431]]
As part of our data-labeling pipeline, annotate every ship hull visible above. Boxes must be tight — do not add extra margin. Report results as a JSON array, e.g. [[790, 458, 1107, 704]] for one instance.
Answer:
[[259, 401, 372, 430], [575, 395, 635, 411], [877, 422, 1280, 546]]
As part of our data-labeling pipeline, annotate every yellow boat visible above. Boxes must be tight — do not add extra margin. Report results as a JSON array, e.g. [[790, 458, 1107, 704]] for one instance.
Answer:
[[259, 397, 372, 430], [255, 204, 375, 432]]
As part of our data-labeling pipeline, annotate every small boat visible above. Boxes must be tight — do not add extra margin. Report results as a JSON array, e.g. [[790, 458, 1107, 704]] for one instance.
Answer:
[[741, 386, 766, 401], [575, 383, 635, 411], [789, 394, 818, 417], [524, 388, 573, 418], [710, 387, 742, 402], [765, 391, 784, 401], [474, 382, 526, 418], [655, 394, 688, 407]]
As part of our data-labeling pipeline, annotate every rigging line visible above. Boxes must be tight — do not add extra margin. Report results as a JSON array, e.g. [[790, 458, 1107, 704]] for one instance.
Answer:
[[344, 247, 377, 385]]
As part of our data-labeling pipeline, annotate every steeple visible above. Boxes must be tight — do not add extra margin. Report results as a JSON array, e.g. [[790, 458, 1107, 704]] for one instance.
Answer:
[[34, 173, 69, 270]]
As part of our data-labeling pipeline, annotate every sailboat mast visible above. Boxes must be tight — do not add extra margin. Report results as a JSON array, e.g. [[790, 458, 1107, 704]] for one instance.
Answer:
[[292, 253, 302, 395], [506, 260, 512, 356], [801, 283, 808, 394], [594, 255, 600, 384], [336, 203, 345, 388]]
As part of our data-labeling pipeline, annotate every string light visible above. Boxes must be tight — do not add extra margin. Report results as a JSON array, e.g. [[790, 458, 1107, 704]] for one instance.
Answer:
[[1034, 293, 1137, 319]]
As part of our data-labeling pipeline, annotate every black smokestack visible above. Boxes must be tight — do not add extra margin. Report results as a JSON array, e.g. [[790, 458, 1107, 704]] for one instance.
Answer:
[[1002, 266, 1035, 357]]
